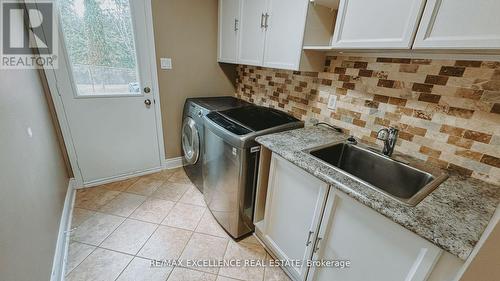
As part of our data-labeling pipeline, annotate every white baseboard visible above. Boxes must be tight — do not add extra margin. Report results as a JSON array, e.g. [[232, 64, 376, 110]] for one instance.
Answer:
[[77, 157, 184, 189], [82, 166, 164, 188], [50, 178, 77, 281], [165, 156, 184, 169]]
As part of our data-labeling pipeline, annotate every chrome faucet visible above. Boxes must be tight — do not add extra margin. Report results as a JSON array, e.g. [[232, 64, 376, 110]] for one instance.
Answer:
[[376, 127, 399, 157]]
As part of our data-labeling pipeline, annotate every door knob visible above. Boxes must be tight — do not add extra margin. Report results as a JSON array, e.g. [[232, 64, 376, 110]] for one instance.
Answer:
[[144, 87, 151, 93], [144, 99, 152, 106]]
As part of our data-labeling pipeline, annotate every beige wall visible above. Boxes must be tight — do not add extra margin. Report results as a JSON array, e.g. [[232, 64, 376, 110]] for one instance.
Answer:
[[0, 69, 70, 280], [152, 0, 237, 158]]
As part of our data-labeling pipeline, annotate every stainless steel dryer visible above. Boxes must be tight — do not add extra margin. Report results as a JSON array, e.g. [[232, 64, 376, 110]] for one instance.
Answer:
[[181, 97, 250, 192]]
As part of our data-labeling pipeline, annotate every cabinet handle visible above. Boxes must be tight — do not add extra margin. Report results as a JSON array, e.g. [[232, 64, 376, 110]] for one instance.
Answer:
[[313, 237, 323, 253], [234, 18, 239, 31], [264, 13, 269, 28], [305, 231, 314, 246], [260, 13, 265, 28]]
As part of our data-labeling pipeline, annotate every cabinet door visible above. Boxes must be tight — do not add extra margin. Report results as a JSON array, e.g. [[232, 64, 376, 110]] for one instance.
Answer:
[[263, 153, 329, 280], [218, 0, 241, 63], [238, 0, 267, 66], [413, 0, 500, 49], [307, 191, 442, 281], [331, 0, 426, 49], [263, 0, 309, 70]]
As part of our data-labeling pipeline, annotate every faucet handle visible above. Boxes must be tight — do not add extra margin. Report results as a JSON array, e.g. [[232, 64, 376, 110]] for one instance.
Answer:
[[377, 128, 389, 141], [388, 127, 399, 133]]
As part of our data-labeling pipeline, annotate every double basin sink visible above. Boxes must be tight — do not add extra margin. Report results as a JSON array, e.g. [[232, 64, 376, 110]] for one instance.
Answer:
[[306, 141, 448, 206]]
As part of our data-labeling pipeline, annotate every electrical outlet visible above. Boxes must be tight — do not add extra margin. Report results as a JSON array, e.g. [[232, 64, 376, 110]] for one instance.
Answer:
[[319, 90, 329, 95], [327, 95, 337, 110], [160, 58, 172, 69]]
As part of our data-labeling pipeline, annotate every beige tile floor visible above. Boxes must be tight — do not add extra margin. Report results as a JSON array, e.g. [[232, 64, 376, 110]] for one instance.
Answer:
[[67, 168, 291, 281]]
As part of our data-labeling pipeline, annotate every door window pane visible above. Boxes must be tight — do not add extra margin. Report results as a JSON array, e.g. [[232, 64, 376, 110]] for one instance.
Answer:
[[58, 0, 140, 96]]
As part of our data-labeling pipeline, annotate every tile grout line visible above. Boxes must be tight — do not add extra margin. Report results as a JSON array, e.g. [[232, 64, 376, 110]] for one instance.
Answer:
[[133, 203, 175, 257], [128, 182, 187, 263], [81, 180, 173, 281], [72, 200, 257, 250], [71, 169, 278, 280], [216, 233, 232, 276], [217, 236, 268, 281], [112, 255, 134, 281], [170, 207, 219, 278], [96, 209, 128, 249], [64, 242, 98, 278], [112, 198, 147, 218], [159, 200, 207, 230], [68, 170, 179, 278], [106, 183, 172, 254], [166, 226, 197, 280], [69, 224, 267, 279], [73, 208, 219, 240]]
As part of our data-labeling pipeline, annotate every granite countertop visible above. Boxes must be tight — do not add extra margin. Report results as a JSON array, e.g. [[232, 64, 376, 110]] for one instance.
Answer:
[[256, 126, 500, 260]]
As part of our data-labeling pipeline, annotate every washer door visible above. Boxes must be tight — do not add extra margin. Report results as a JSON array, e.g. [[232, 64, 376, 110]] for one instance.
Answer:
[[182, 117, 200, 165]]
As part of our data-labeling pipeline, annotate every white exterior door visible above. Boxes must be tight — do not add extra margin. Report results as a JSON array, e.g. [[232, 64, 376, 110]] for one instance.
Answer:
[[262, 154, 329, 280], [413, 0, 500, 49], [331, 0, 426, 49], [218, 0, 241, 63], [307, 191, 442, 281], [238, 0, 267, 66], [54, 0, 163, 185], [263, 0, 308, 70]]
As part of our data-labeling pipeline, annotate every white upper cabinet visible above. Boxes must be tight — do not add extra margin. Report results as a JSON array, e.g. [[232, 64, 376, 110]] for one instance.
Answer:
[[413, 0, 500, 49], [219, 0, 500, 66], [263, 0, 309, 69], [220, 0, 315, 70], [237, 0, 268, 66], [218, 0, 241, 63], [331, 0, 426, 49]]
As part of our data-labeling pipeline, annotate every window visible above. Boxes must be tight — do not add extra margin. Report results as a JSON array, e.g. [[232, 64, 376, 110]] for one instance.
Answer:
[[58, 0, 140, 96]]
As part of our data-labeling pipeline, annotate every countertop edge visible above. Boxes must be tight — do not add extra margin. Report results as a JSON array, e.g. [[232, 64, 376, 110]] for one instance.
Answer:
[[255, 127, 500, 261]]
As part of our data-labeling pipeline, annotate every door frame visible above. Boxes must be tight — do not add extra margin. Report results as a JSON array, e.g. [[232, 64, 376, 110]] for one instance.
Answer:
[[33, 0, 166, 187]]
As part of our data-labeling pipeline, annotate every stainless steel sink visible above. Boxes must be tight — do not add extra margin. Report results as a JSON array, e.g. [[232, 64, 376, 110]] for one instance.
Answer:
[[307, 141, 448, 206]]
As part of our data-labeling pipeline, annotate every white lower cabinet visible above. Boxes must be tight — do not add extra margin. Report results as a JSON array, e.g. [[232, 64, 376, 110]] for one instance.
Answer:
[[261, 153, 329, 280], [256, 152, 462, 281], [307, 191, 442, 281]]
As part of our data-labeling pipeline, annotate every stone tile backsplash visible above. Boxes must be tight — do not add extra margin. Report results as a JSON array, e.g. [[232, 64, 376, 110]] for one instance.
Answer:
[[235, 56, 500, 185]]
